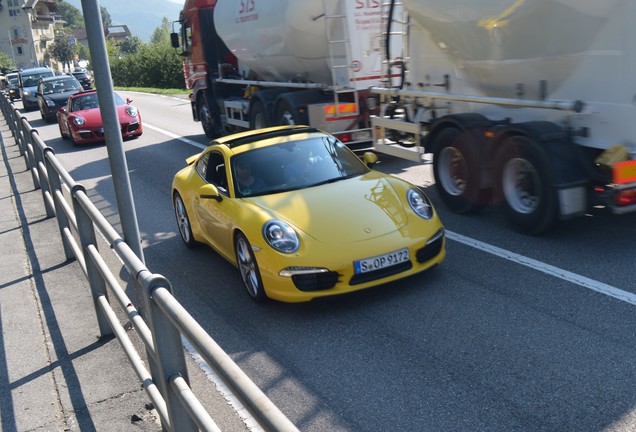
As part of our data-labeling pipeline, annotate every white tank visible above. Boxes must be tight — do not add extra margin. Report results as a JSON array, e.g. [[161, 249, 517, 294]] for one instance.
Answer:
[[401, 0, 626, 99], [214, 0, 338, 83], [214, 0, 402, 87]]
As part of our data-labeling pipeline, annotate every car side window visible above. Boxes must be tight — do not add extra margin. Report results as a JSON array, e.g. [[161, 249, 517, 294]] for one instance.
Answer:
[[208, 152, 228, 194], [195, 151, 228, 195], [195, 153, 210, 180]]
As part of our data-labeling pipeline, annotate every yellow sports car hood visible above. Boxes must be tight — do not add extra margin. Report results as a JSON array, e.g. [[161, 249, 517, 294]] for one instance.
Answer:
[[248, 172, 414, 244]]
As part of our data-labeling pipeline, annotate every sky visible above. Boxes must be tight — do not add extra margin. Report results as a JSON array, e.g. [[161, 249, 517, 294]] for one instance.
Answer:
[[63, 0, 184, 42]]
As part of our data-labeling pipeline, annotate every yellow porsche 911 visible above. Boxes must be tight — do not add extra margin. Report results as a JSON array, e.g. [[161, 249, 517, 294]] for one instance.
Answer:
[[172, 126, 445, 302]]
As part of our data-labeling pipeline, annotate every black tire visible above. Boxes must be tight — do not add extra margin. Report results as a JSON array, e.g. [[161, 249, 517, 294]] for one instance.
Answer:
[[58, 122, 68, 139], [198, 98, 218, 138], [494, 135, 557, 235], [173, 192, 197, 248], [234, 232, 266, 302], [432, 127, 486, 214], [276, 100, 303, 126], [249, 100, 269, 130], [68, 122, 78, 146]]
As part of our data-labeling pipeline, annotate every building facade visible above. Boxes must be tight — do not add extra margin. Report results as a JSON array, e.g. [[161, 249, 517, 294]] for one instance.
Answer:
[[0, 0, 61, 70]]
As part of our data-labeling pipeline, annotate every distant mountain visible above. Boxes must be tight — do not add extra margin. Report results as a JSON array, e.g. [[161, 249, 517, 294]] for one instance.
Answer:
[[63, 0, 183, 43]]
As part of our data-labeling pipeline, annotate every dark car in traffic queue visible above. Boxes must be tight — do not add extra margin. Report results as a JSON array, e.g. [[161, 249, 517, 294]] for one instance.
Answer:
[[70, 69, 93, 90], [36, 75, 84, 123], [18, 67, 55, 111], [6, 72, 20, 101]]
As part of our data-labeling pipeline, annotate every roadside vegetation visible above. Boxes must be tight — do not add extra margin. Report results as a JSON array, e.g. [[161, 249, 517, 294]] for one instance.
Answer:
[[53, 2, 185, 92]]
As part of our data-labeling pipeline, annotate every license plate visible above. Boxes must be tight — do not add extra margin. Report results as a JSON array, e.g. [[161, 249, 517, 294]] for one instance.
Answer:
[[354, 248, 410, 274]]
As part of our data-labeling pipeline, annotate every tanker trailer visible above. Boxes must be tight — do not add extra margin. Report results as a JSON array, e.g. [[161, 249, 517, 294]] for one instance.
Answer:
[[371, 0, 636, 234], [171, 0, 403, 144]]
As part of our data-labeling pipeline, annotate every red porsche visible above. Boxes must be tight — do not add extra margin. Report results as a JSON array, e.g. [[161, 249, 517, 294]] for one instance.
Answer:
[[57, 90, 143, 145]]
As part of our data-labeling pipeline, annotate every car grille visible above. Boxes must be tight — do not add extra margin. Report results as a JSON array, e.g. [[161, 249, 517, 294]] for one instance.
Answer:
[[127, 122, 140, 133], [415, 230, 444, 263], [292, 271, 340, 291]]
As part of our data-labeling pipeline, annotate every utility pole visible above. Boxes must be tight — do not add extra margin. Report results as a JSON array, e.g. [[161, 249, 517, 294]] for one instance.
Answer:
[[80, 0, 145, 263]]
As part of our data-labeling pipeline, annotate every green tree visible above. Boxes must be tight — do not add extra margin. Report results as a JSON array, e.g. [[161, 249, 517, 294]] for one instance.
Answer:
[[49, 36, 75, 71], [100, 6, 112, 28], [110, 42, 184, 89], [0, 49, 15, 72], [77, 44, 91, 65], [149, 17, 171, 46], [57, 0, 84, 29], [119, 36, 144, 56]]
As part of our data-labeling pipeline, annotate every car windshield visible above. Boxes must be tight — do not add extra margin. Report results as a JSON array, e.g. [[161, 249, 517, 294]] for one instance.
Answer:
[[22, 72, 53, 87], [8, 78, 18, 86], [43, 78, 82, 94], [73, 72, 88, 79], [231, 135, 370, 197], [71, 93, 125, 111]]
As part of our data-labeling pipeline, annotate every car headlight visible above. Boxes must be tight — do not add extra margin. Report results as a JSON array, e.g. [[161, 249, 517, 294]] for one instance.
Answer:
[[45, 99, 56, 107], [407, 188, 434, 220], [126, 106, 138, 117], [72, 116, 85, 126], [23, 90, 30, 96], [263, 220, 299, 254]]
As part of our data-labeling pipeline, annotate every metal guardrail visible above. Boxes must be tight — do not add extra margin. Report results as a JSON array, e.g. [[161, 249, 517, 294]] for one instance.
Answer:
[[0, 92, 300, 432]]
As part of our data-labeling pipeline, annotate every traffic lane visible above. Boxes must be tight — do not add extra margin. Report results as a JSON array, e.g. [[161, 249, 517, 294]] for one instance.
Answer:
[[373, 153, 636, 296], [21, 97, 636, 323], [142, 230, 636, 431], [21, 97, 636, 429], [90, 110, 633, 427]]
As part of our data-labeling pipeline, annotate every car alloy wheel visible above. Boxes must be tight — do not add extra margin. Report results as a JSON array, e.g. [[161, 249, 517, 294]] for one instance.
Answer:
[[173, 192, 196, 247], [235, 233, 266, 302]]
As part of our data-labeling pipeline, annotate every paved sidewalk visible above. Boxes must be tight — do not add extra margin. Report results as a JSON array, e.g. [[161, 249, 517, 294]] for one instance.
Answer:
[[0, 118, 163, 431]]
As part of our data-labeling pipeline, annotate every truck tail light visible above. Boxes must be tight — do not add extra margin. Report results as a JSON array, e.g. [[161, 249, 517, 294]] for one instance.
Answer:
[[335, 133, 352, 143], [615, 189, 636, 206]]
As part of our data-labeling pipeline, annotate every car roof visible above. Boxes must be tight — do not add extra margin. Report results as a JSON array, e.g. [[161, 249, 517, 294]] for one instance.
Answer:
[[19, 67, 53, 75], [40, 75, 77, 83], [214, 126, 320, 149]]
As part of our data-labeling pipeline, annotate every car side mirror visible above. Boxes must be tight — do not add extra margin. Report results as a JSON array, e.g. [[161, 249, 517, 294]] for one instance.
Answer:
[[362, 151, 378, 168], [170, 32, 180, 48], [199, 184, 222, 202], [126, 97, 133, 104]]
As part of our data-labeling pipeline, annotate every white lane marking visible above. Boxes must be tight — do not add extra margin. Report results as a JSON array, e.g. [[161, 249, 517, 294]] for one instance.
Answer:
[[181, 337, 264, 432], [446, 230, 636, 306], [144, 123, 208, 150]]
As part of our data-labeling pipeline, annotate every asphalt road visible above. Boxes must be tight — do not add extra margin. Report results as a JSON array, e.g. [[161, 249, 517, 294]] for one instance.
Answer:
[[21, 92, 636, 432]]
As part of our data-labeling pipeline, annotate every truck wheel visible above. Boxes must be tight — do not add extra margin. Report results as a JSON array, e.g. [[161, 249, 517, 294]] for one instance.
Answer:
[[277, 100, 301, 126], [249, 101, 269, 129], [432, 127, 484, 213], [198, 99, 217, 138], [495, 135, 557, 235]]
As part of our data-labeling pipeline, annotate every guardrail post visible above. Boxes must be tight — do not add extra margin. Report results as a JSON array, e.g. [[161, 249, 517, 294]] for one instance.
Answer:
[[43, 147, 75, 260], [140, 271, 197, 432], [71, 184, 112, 337], [32, 134, 55, 217], [24, 123, 41, 190], [9, 107, 20, 140], [16, 115, 29, 163]]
